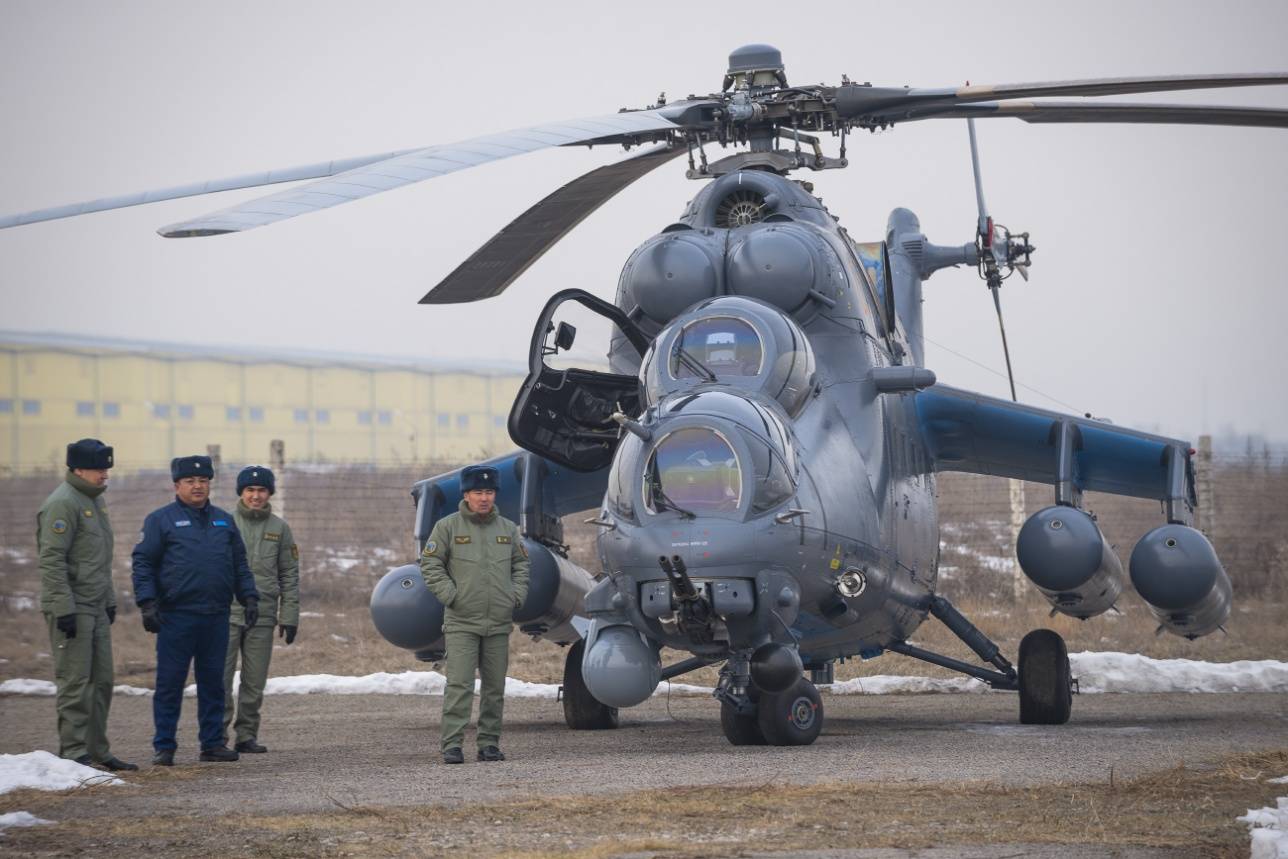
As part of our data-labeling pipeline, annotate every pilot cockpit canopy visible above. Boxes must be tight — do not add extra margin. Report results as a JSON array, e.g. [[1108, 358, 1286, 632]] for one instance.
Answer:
[[640, 296, 816, 416]]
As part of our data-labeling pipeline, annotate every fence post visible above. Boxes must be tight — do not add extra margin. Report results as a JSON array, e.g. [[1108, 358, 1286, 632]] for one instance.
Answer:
[[270, 439, 286, 519], [1009, 478, 1026, 603], [1196, 434, 1214, 536]]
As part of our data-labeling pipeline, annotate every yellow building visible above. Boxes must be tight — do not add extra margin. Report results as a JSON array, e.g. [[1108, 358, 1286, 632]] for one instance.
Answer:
[[0, 332, 527, 473]]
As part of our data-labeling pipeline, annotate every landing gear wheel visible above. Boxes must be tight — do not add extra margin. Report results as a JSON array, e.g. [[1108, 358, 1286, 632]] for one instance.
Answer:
[[562, 639, 619, 729], [756, 677, 823, 746], [1018, 628, 1072, 725], [720, 686, 766, 746]]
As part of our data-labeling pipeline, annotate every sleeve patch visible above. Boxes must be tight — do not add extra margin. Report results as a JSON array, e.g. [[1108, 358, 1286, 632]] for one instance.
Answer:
[[454, 535, 472, 545], [519, 542, 528, 558], [422, 540, 438, 557], [496, 535, 511, 544], [136, 531, 145, 544], [51, 519, 68, 535], [291, 544, 300, 560]]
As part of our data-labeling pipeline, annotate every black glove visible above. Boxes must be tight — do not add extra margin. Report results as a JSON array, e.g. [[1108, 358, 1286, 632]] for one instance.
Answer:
[[56, 613, 77, 639], [279, 624, 297, 645], [106, 606, 116, 625], [139, 600, 161, 634], [243, 598, 259, 629]]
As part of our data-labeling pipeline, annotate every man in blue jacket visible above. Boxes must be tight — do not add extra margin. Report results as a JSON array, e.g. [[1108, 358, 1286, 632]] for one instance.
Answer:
[[132, 455, 259, 766]]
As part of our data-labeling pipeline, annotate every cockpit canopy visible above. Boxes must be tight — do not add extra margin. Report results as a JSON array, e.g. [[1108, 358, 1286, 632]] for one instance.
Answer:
[[606, 389, 797, 522], [640, 296, 816, 416]]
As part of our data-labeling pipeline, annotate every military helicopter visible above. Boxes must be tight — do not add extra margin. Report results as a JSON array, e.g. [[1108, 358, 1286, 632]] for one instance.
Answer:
[[5, 45, 1287, 745]]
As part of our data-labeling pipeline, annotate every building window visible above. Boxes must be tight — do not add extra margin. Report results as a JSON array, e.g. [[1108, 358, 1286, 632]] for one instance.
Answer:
[[315, 409, 330, 424], [22, 400, 40, 416], [437, 414, 450, 428], [178, 404, 194, 420], [0, 399, 12, 414], [358, 410, 373, 425], [377, 410, 392, 425], [249, 407, 264, 423], [77, 401, 96, 417], [152, 403, 171, 419], [226, 406, 242, 422], [293, 408, 309, 424], [456, 414, 469, 430], [103, 402, 120, 419]]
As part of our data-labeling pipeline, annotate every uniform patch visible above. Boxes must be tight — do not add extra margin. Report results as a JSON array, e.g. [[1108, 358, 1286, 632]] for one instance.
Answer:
[[519, 542, 529, 558], [51, 519, 68, 535], [137, 531, 145, 544], [175, 520, 191, 527], [454, 535, 472, 545], [422, 539, 438, 557], [291, 544, 299, 560], [496, 535, 511, 544], [82, 509, 94, 518], [212, 520, 229, 527], [264, 532, 281, 542]]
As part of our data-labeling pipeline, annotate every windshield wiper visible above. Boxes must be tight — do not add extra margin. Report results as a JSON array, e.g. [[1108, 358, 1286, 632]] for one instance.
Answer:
[[672, 340, 717, 383], [649, 480, 696, 519]]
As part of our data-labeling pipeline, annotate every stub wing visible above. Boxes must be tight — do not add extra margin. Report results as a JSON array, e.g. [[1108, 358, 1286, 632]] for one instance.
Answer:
[[914, 384, 1195, 521]]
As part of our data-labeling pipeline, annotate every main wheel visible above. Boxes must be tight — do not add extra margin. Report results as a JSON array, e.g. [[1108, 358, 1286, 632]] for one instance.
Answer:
[[1017, 628, 1072, 725], [720, 686, 766, 746], [562, 639, 619, 729], [756, 677, 823, 746]]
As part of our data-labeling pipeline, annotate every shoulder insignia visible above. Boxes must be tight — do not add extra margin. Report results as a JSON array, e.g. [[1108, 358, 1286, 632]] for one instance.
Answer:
[[51, 519, 68, 535], [454, 535, 472, 545], [82, 509, 93, 518], [291, 544, 299, 560], [264, 532, 281, 542], [496, 535, 511, 544], [422, 540, 438, 557], [136, 531, 145, 544], [519, 541, 528, 558]]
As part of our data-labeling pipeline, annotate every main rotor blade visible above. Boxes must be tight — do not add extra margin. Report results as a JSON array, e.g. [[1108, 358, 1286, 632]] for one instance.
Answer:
[[836, 72, 1288, 119], [966, 118, 989, 238], [420, 144, 685, 305], [158, 111, 679, 238], [910, 100, 1288, 128], [990, 285, 1018, 403], [0, 150, 418, 231]]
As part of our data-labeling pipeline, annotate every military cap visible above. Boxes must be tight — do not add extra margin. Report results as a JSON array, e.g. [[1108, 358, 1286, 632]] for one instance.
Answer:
[[236, 465, 276, 496], [171, 455, 215, 482], [66, 438, 114, 470], [461, 464, 500, 493]]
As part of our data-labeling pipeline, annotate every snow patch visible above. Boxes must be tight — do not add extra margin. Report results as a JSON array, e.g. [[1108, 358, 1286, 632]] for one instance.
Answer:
[[0, 679, 54, 696], [1239, 796, 1288, 859], [3, 596, 34, 610], [1069, 652, 1288, 693], [1270, 776, 1288, 785], [827, 675, 988, 695], [0, 751, 122, 795], [299, 611, 324, 618], [0, 811, 53, 835]]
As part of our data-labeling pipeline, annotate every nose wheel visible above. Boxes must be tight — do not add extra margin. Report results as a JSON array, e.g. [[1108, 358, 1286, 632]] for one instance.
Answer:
[[1017, 628, 1073, 725], [719, 677, 823, 746]]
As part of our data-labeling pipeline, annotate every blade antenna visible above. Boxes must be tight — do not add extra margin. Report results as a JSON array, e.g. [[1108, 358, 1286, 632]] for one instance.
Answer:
[[968, 117, 1019, 402]]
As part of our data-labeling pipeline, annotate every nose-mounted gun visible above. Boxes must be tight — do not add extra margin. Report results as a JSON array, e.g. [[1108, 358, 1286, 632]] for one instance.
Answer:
[[659, 555, 715, 644]]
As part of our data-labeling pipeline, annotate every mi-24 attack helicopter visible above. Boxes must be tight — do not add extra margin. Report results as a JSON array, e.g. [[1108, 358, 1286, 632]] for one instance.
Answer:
[[6, 45, 1288, 746]]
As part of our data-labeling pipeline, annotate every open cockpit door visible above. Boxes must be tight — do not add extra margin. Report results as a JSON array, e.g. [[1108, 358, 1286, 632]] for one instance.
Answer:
[[509, 289, 652, 472]]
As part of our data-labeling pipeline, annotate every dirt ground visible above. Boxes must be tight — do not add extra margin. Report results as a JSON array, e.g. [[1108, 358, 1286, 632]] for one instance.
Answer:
[[0, 691, 1285, 858]]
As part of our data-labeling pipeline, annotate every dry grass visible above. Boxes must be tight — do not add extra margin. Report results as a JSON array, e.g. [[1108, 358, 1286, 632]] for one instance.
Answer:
[[3, 749, 1285, 857]]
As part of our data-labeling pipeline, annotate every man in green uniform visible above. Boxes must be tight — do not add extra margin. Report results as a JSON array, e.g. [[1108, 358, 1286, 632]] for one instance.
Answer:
[[37, 438, 137, 771], [223, 465, 300, 753], [420, 464, 529, 764]]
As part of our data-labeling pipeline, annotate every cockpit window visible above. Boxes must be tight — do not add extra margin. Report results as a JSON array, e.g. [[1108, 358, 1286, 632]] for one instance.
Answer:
[[669, 317, 763, 379], [644, 427, 742, 515]]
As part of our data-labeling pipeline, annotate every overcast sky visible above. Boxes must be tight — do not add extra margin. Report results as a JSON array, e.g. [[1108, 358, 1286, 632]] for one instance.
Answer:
[[1, 0, 1285, 443]]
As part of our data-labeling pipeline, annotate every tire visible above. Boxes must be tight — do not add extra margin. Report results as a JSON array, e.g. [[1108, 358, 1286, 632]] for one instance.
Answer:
[[756, 677, 823, 746], [720, 692, 767, 745], [562, 639, 619, 730], [1018, 628, 1072, 725]]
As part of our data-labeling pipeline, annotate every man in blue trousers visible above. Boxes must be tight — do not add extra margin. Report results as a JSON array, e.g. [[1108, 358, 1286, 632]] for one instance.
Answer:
[[132, 455, 259, 766]]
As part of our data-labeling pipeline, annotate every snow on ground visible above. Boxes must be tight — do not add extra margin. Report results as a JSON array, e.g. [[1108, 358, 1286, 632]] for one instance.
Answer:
[[3, 654, 1286, 700], [0, 751, 122, 795], [1239, 793, 1288, 859], [2, 595, 34, 610], [1069, 652, 1288, 693], [0, 812, 53, 836]]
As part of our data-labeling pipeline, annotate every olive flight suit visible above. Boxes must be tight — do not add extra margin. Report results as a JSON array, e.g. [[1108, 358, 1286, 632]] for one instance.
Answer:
[[37, 472, 117, 762], [419, 500, 529, 753], [223, 500, 299, 746]]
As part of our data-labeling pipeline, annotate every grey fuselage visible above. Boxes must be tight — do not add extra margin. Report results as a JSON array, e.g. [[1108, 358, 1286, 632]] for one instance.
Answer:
[[591, 169, 939, 666]]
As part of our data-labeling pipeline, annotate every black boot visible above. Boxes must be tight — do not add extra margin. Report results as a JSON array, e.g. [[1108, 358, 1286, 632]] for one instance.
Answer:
[[73, 754, 93, 767], [199, 746, 240, 762], [234, 739, 267, 754], [152, 749, 175, 767], [442, 747, 464, 765], [477, 745, 506, 762], [98, 756, 139, 772]]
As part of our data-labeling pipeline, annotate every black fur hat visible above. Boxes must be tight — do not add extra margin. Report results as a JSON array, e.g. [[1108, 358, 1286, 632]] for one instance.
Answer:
[[66, 438, 113, 470], [171, 455, 214, 482], [236, 465, 276, 496], [461, 464, 500, 493]]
